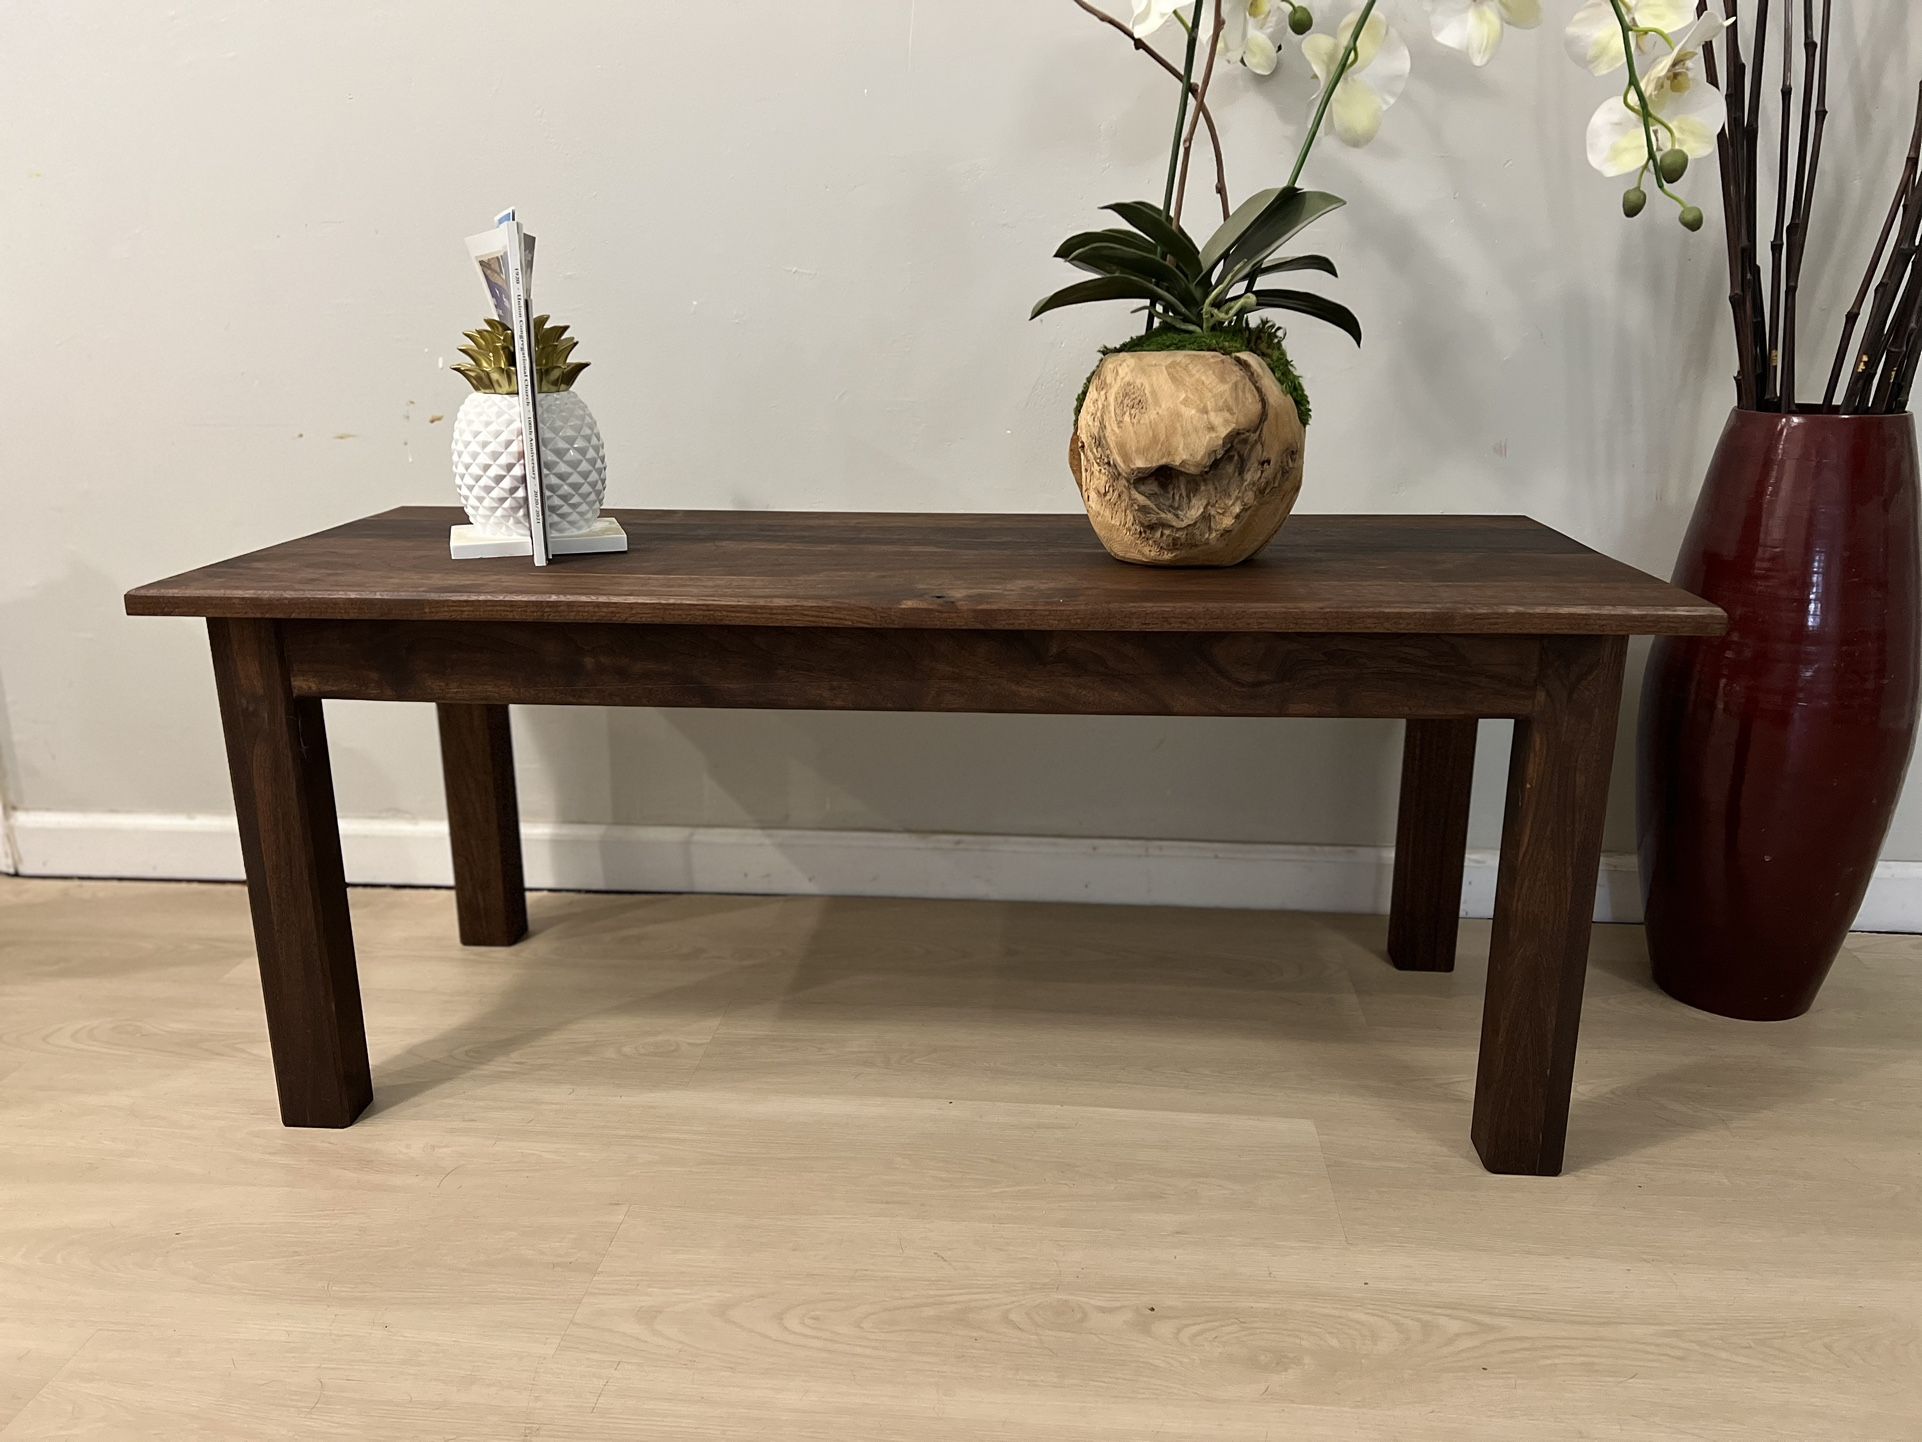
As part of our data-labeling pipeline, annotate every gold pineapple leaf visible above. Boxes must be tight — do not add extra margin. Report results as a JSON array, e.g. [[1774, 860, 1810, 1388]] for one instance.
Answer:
[[453, 363, 515, 395], [455, 315, 589, 395], [540, 361, 590, 392]]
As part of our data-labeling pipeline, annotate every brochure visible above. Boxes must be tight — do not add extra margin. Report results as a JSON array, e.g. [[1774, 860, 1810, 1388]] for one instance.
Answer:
[[465, 213, 550, 565]]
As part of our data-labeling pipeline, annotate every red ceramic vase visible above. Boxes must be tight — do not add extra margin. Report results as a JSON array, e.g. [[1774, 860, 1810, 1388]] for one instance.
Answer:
[[1638, 409, 1921, 1020]]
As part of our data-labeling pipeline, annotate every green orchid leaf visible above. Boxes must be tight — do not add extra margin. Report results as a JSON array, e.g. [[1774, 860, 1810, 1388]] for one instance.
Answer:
[[1205, 252, 1340, 309], [1054, 228, 1158, 262], [1031, 274, 1195, 322], [1252, 254, 1338, 279], [1206, 265, 1251, 310], [1198, 187, 1284, 274], [1247, 289, 1363, 346], [1216, 191, 1347, 279], [1101, 201, 1204, 276], [1063, 245, 1207, 305]]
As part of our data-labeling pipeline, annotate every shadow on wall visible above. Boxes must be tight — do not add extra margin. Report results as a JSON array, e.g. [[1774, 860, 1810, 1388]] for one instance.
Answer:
[[503, 665, 1668, 880], [1319, 59, 1726, 558], [506, 702, 1409, 875]]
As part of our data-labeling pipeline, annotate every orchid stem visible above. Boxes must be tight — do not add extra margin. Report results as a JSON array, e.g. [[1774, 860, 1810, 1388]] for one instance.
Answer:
[[1287, 0, 1378, 189], [1067, 1, 1233, 222], [1607, 0, 1685, 206], [1151, 1, 1206, 332], [1162, 3, 1205, 216], [1174, 0, 1226, 225]]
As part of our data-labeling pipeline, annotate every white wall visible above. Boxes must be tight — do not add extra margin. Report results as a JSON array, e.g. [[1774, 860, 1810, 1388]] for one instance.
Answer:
[[4, 2, 1920, 899]]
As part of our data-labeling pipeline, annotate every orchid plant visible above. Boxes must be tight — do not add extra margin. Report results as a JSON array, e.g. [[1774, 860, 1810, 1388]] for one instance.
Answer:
[[1047, 0, 1922, 418], [1037, 1, 1370, 422], [1036, 0, 1734, 422]]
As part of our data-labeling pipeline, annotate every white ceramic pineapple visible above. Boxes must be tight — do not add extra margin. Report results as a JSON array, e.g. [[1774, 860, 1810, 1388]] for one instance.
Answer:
[[451, 316, 607, 538]]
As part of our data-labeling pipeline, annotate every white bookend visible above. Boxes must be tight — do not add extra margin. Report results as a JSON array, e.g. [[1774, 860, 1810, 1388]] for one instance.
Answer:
[[449, 518, 629, 560]]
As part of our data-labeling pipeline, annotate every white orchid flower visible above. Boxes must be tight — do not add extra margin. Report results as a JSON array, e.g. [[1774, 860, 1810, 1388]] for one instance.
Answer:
[[1586, 13, 1731, 176], [1302, 10, 1411, 147], [1428, 0, 1540, 67], [1564, 0, 1695, 76], [1222, 0, 1283, 75], [1131, 0, 1191, 37]]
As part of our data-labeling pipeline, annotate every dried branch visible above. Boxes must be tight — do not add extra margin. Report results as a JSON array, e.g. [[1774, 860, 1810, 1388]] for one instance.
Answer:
[[1070, 0, 1233, 221], [1745, 0, 1773, 391], [1174, 1, 1227, 225], [1824, 85, 1922, 410], [1873, 203, 1922, 413], [1845, 148, 1922, 412], [1873, 263, 1922, 411], [1710, 0, 1761, 407], [1765, 0, 1793, 407], [1893, 312, 1922, 411], [1853, 187, 1922, 410], [1702, 7, 1749, 405], [1780, 0, 1826, 409]]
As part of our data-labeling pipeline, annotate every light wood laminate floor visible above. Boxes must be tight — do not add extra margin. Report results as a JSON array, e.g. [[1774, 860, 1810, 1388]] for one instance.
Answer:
[[0, 874, 1916, 1439]]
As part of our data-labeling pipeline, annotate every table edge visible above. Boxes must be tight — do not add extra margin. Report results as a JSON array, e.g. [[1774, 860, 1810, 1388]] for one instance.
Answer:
[[121, 507, 1727, 637], [123, 589, 1727, 636]]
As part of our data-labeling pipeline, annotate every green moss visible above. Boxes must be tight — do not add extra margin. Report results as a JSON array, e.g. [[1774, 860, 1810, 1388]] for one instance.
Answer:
[[1072, 321, 1312, 427]]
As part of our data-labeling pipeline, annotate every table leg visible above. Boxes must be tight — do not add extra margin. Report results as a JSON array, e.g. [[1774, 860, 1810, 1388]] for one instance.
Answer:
[[436, 703, 528, 947], [1470, 636, 1626, 1176], [208, 619, 371, 1127], [1387, 718, 1478, 972]]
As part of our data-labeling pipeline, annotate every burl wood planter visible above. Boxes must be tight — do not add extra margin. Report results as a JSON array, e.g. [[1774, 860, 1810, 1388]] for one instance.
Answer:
[[1071, 350, 1306, 567]]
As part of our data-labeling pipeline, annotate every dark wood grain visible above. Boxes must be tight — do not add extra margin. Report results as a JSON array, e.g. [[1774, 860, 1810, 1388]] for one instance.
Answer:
[[1471, 636, 1628, 1176], [282, 621, 1544, 719], [207, 618, 372, 1127], [126, 509, 1726, 637], [436, 704, 527, 947], [1387, 718, 1479, 973]]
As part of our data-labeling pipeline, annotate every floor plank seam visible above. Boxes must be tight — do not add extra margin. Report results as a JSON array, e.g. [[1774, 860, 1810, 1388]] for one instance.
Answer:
[[0, 1326, 100, 1440], [544, 1201, 635, 1364]]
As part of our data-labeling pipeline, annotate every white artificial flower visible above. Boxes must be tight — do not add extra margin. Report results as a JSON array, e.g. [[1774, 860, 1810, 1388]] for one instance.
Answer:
[[1131, 0, 1191, 37], [1301, 10, 1411, 147], [1428, 0, 1541, 68], [1222, 0, 1283, 75], [1586, 14, 1731, 176], [1564, 0, 1695, 76]]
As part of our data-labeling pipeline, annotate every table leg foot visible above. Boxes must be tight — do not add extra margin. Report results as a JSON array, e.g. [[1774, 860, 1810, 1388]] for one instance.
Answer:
[[209, 619, 371, 1127], [1470, 638, 1625, 1176], [437, 703, 528, 947], [1388, 718, 1478, 973]]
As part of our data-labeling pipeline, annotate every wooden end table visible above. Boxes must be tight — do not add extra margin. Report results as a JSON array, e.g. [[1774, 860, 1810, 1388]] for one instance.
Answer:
[[126, 508, 1722, 1174]]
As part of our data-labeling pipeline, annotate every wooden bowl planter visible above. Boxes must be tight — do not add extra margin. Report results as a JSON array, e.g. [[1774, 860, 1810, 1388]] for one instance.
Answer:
[[1070, 349, 1305, 567]]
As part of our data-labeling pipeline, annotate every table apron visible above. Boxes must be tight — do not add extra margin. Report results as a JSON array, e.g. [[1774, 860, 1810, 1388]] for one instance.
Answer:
[[279, 619, 1544, 719]]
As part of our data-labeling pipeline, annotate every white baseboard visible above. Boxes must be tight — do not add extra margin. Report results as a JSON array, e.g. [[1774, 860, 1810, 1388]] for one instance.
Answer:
[[9, 809, 1922, 932]]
